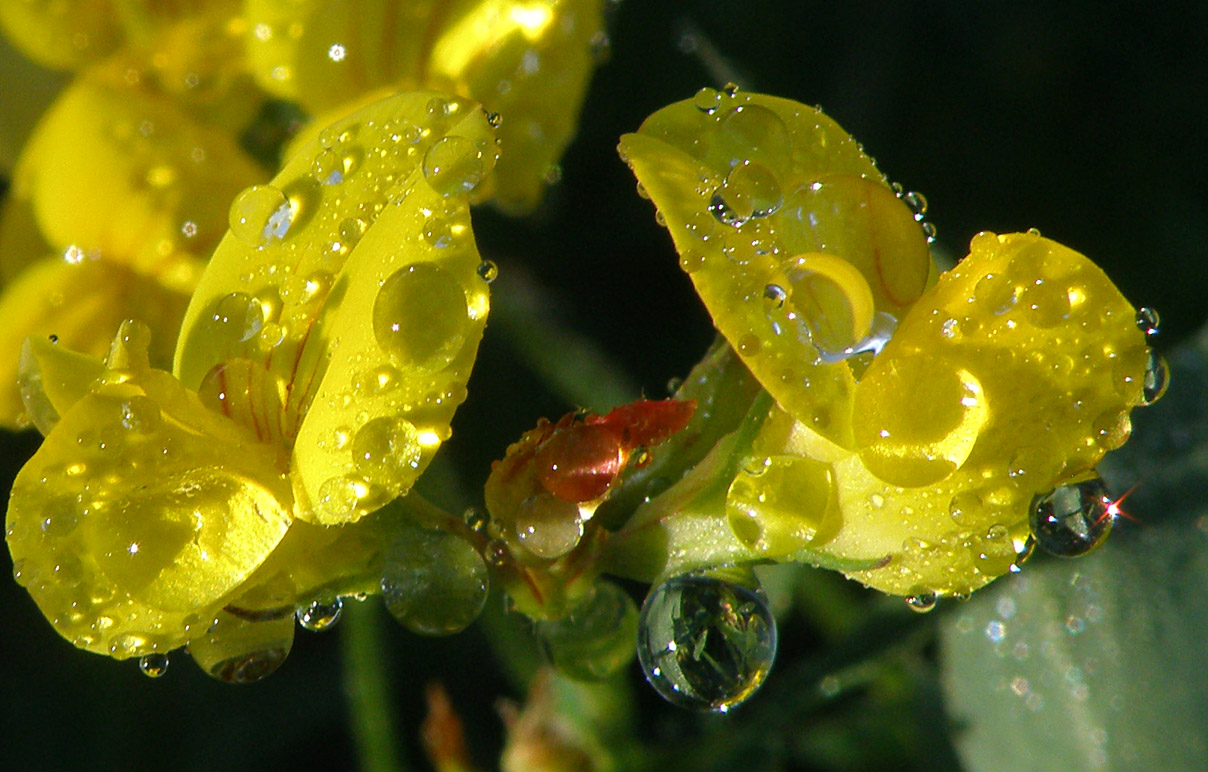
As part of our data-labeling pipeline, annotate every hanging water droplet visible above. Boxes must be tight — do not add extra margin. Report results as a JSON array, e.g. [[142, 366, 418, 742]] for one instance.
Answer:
[[906, 592, 938, 613], [297, 598, 344, 631], [1141, 348, 1169, 405], [380, 525, 488, 636], [1009, 536, 1036, 574], [637, 574, 777, 712], [515, 494, 584, 559], [1029, 477, 1113, 558], [422, 136, 484, 196], [138, 652, 169, 678], [1135, 306, 1160, 338], [536, 581, 639, 681], [189, 603, 294, 684], [920, 220, 938, 242], [476, 260, 498, 283], [900, 189, 928, 216]]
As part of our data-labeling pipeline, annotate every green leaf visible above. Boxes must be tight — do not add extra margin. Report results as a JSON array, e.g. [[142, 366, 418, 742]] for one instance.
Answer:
[[940, 325, 1208, 771]]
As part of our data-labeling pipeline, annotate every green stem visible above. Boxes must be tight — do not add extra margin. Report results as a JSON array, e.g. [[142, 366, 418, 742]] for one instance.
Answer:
[[342, 601, 408, 772]]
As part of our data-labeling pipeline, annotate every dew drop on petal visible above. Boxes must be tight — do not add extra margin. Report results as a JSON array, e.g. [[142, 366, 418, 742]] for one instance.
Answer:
[[351, 416, 421, 488], [693, 87, 722, 114], [229, 185, 291, 246], [380, 525, 488, 636], [372, 264, 470, 372], [422, 136, 484, 196], [637, 574, 777, 712], [1029, 477, 1113, 557]]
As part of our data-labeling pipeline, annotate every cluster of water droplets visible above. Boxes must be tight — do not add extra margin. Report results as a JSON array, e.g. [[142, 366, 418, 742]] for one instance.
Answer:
[[636, 573, 778, 712]]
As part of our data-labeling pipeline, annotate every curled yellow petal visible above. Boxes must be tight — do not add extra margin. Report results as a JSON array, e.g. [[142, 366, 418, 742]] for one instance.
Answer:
[[175, 90, 497, 525], [737, 231, 1150, 597], [0, 256, 190, 427], [5, 322, 292, 658], [620, 90, 933, 448]]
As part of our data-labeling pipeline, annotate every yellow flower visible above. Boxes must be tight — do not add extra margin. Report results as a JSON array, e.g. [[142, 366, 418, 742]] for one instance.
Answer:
[[243, 0, 607, 213], [613, 89, 1155, 598], [0, 5, 266, 427], [5, 89, 498, 669]]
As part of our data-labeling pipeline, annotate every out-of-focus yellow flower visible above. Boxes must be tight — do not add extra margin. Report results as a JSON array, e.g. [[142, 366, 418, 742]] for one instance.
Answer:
[[5, 90, 498, 667], [0, 2, 265, 428], [617, 89, 1153, 598], [244, 0, 607, 213]]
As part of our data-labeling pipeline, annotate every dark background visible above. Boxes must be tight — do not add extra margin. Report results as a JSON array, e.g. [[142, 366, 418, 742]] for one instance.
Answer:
[[2, 2, 1205, 770]]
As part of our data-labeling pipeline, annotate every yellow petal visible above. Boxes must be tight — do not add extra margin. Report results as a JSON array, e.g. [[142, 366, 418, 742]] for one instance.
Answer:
[[0, 256, 190, 428], [17, 66, 264, 278], [0, 0, 122, 71], [740, 232, 1150, 597], [426, 0, 606, 213], [246, 0, 605, 213], [5, 322, 292, 658], [175, 90, 497, 525], [620, 91, 934, 448]]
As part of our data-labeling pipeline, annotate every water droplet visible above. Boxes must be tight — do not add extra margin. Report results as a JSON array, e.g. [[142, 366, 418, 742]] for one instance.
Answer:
[[900, 190, 928, 216], [693, 87, 722, 114], [485, 111, 502, 128], [372, 263, 470, 371], [637, 574, 777, 712], [351, 416, 421, 487], [1029, 477, 1113, 558], [188, 604, 294, 684], [709, 161, 782, 227], [422, 136, 484, 196], [1141, 349, 1169, 405], [327, 43, 345, 61], [40, 496, 79, 537], [906, 593, 938, 613], [120, 395, 161, 435], [476, 260, 498, 283], [762, 284, 786, 309], [515, 494, 584, 559], [229, 185, 292, 245], [380, 525, 488, 636], [297, 598, 343, 631], [462, 506, 489, 533], [1135, 306, 1160, 339], [138, 653, 169, 678], [209, 292, 265, 343], [537, 581, 639, 681], [780, 254, 877, 359], [722, 82, 740, 97], [1010, 535, 1036, 573]]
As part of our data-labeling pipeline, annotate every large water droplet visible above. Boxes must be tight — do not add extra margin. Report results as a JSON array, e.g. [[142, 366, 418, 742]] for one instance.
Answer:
[[1029, 477, 1113, 557], [536, 581, 639, 681], [637, 574, 777, 712], [297, 598, 343, 631], [514, 493, 584, 560], [1141, 349, 1169, 405], [372, 263, 470, 372], [693, 87, 722, 114], [138, 652, 169, 677], [380, 525, 488, 636], [422, 136, 484, 196], [781, 253, 876, 358], [351, 416, 421, 487], [229, 185, 292, 245], [709, 161, 782, 227], [188, 606, 294, 684]]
